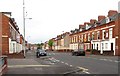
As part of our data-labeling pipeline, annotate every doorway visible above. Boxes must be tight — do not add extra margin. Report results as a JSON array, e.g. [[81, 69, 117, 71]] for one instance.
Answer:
[[111, 43, 113, 51]]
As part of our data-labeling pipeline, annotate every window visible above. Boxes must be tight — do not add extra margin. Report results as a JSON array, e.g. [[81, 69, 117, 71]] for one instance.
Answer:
[[87, 44, 90, 49], [84, 34, 86, 42], [106, 32, 108, 38], [97, 44, 98, 50], [105, 43, 108, 49], [109, 28, 113, 39], [97, 31, 100, 39], [72, 37, 73, 43], [73, 37, 75, 43], [92, 32, 94, 40], [106, 17, 110, 23], [88, 33, 90, 41], [102, 30, 105, 40], [76, 36, 78, 42], [102, 43, 104, 50], [81, 35, 83, 42], [92, 44, 93, 49], [78, 35, 80, 42], [13, 43, 15, 53], [94, 44, 95, 49]]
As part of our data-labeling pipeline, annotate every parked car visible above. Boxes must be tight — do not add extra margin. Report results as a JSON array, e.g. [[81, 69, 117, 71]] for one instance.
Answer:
[[36, 49, 47, 58], [72, 49, 85, 56]]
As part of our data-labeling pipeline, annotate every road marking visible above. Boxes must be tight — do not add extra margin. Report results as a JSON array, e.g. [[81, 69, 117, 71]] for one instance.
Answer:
[[99, 59, 116, 62], [77, 67, 88, 71], [48, 62, 55, 64], [93, 58, 97, 59], [87, 57, 90, 58], [114, 60, 120, 63], [55, 60, 60, 62], [83, 71, 90, 74], [52, 53, 55, 55], [48, 53, 51, 55], [108, 59, 113, 62], [8, 65, 51, 68], [77, 67, 90, 74], [34, 68, 42, 71], [61, 61, 64, 63], [28, 52, 32, 53], [100, 59, 106, 61], [65, 63, 69, 65], [70, 65, 73, 67]]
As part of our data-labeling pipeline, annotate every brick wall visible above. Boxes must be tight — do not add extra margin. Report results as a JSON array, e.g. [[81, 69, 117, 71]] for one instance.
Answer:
[[115, 15, 120, 56], [0, 13, 2, 56], [118, 16, 120, 56], [2, 14, 9, 55]]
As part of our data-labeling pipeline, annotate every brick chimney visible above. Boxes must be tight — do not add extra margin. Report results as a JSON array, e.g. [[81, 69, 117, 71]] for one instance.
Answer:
[[84, 22, 90, 25], [98, 15, 105, 21], [79, 24, 85, 29], [90, 19, 97, 24], [108, 10, 118, 17]]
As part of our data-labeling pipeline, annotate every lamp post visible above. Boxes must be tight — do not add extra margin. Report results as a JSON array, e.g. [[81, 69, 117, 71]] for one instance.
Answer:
[[23, 0, 32, 58], [23, 0, 25, 58]]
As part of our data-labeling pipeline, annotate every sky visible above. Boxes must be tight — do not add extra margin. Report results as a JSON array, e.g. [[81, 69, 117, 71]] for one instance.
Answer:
[[0, 0, 119, 43]]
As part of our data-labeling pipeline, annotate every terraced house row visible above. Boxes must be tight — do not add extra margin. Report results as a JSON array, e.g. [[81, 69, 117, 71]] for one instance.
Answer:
[[0, 12, 27, 56], [44, 10, 120, 56]]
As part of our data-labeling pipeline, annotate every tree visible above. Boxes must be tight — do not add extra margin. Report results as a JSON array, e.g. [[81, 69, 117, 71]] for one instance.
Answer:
[[37, 43, 44, 49], [48, 40, 54, 51]]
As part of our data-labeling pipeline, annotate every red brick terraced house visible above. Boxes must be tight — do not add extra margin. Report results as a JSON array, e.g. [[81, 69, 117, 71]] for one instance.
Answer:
[[70, 10, 120, 56], [0, 12, 23, 55]]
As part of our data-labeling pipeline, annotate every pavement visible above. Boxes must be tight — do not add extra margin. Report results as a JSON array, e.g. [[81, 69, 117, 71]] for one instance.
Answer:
[[3, 50, 79, 75]]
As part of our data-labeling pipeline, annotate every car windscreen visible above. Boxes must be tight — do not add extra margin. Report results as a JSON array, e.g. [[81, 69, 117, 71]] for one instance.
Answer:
[[38, 50, 46, 52], [79, 49, 84, 51]]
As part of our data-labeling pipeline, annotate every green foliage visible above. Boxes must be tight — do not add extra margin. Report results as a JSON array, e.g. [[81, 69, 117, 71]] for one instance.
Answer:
[[86, 49, 91, 52], [91, 49, 97, 54], [36, 43, 44, 49], [37, 43, 41, 47], [48, 40, 54, 47]]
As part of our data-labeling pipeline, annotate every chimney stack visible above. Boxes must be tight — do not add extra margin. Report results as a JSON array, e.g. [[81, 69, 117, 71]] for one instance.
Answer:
[[79, 24, 84, 29], [108, 10, 118, 17], [84, 22, 90, 26], [98, 15, 105, 21], [90, 19, 97, 24]]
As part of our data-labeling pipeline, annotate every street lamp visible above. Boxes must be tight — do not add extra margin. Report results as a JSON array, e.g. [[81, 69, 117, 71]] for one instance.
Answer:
[[23, 0, 32, 58]]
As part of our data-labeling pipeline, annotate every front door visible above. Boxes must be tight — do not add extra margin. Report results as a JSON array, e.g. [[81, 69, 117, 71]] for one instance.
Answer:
[[111, 43, 113, 51]]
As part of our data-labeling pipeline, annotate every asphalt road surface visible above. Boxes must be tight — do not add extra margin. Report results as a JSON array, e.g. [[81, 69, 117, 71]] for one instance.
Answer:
[[4, 50, 119, 76], [48, 51, 119, 74]]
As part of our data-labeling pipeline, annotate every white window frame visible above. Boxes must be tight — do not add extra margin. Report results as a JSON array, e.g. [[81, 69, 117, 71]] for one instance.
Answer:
[[102, 30, 105, 40], [109, 28, 113, 39]]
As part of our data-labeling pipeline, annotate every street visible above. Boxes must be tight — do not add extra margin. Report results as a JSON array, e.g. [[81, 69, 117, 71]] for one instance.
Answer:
[[5, 50, 79, 75], [49, 52, 119, 74], [4, 50, 119, 75]]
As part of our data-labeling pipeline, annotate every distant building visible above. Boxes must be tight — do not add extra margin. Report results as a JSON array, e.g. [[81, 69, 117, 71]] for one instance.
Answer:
[[53, 32, 70, 51]]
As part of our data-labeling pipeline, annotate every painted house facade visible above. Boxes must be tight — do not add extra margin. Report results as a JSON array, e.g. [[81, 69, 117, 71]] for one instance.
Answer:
[[54, 32, 70, 51]]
